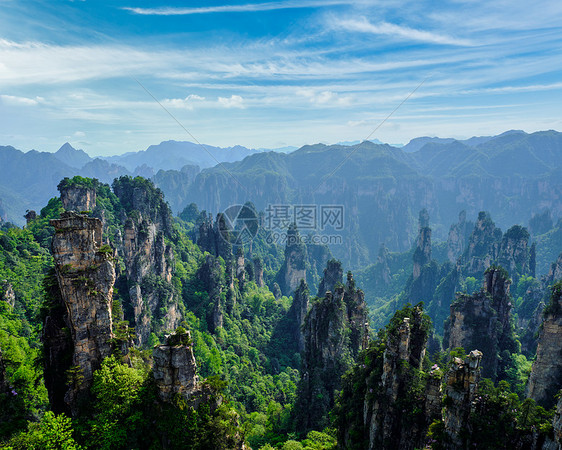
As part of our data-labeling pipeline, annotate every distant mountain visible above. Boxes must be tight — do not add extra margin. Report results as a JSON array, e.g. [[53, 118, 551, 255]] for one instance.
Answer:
[[54, 143, 92, 169], [402, 129, 525, 153], [152, 165, 200, 214], [186, 130, 562, 267], [103, 140, 262, 171], [257, 145, 298, 154]]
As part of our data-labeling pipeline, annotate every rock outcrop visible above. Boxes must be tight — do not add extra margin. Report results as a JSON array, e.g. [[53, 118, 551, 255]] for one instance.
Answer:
[[153, 330, 199, 403], [286, 279, 310, 353], [463, 212, 503, 277], [527, 283, 562, 408], [442, 350, 483, 449], [46, 212, 116, 416], [365, 308, 434, 449], [413, 209, 432, 280], [59, 183, 96, 212], [197, 254, 225, 333], [253, 256, 264, 287], [296, 268, 368, 431], [276, 224, 307, 296], [1, 281, 15, 308], [336, 305, 438, 450], [447, 211, 472, 263], [111, 177, 181, 345], [445, 266, 516, 380], [317, 259, 343, 297]]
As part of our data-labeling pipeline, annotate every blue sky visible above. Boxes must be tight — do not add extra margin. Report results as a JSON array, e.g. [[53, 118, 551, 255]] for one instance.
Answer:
[[0, 0, 561, 156]]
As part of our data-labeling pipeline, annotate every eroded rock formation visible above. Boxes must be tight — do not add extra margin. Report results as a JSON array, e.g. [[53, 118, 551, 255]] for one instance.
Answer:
[[276, 224, 306, 296], [296, 267, 368, 431], [317, 259, 343, 297], [46, 212, 116, 415], [112, 177, 181, 345], [286, 279, 309, 353], [413, 209, 432, 280], [445, 266, 516, 380], [1, 281, 15, 308], [447, 211, 472, 263], [366, 308, 433, 449], [153, 330, 199, 403], [59, 183, 96, 212], [527, 284, 562, 408], [442, 350, 483, 449]]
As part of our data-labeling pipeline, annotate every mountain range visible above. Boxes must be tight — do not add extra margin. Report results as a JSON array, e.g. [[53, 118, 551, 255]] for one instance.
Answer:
[[2, 130, 562, 271]]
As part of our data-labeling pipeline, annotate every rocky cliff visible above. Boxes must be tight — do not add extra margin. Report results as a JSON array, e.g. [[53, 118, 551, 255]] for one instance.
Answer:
[[295, 265, 368, 431], [442, 350, 483, 448], [336, 305, 437, 450], [445, 266, 517, 380], [446, 211, 473, 263], [413, 209, 432, 280], [276, 224, 307, 296], [317, 259, 343, 297], [59, 183, 96, 212], [196, 254, 225, 333], [46, 212, 116, 416], [527, 283, 562, 408], [153, 330, 199, 403], [286, 279, 309, 353], [366, 308, 433, 449], [111, 177, 181, 345]]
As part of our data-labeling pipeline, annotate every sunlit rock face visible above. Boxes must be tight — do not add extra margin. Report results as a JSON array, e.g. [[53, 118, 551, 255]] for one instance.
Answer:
[[153, 330, 199, 403], [48, 212, 115, 416], [527, 285, 562, 408]]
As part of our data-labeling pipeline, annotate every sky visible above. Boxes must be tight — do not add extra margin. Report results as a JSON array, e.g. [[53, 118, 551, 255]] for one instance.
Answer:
[[0, 0, 561, 156]]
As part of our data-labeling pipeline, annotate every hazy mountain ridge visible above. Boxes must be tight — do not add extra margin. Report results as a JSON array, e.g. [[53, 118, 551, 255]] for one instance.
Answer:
[[185, 130, 562, 267]]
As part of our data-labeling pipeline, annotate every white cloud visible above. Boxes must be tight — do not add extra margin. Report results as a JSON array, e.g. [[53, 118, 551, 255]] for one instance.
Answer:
[[218, 95, 245, 108], [73, 131, 85, 137], [0, 94, 42, 106], [123, 0, 351, 16], [162, 94, 205, 109], [332, 17, 474, 46], [298, 89, 353, 106]]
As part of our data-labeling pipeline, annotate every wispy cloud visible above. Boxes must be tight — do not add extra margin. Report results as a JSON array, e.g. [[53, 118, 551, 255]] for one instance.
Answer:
[[123, 0, 350, 16], [332, 17, 474, 46], [162, 94, 205, 109], [0, 94, 43, 106]]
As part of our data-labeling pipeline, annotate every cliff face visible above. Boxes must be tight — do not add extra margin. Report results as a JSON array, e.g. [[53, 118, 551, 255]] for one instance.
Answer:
[[1, 282, 15, 308], [59, 184, 96, 212], [447, 211, 473, 263], [413, 209, 432, 280], [527, 284, 562, 408], [445, 266, 516, 380], [498, 225, 530, 284], [277, 225, 307, 296], [442, 350, 483, 449], [112, 178, 181, 345], [47, 212, 116, 416], [296, 267, 368, 431], [366, 308, 433, 450], [286, 279, 309, 353], [153, 330, 199, 403], [407, 210, 439, 306], [197, 254, 225, 333], [317, 259, 343, 297], [336, 305, 437, 450], [463, 212, 503, 277]]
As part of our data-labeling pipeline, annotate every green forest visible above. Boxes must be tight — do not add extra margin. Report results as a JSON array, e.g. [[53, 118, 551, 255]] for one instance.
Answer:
[[1, 175, 562, 449]]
